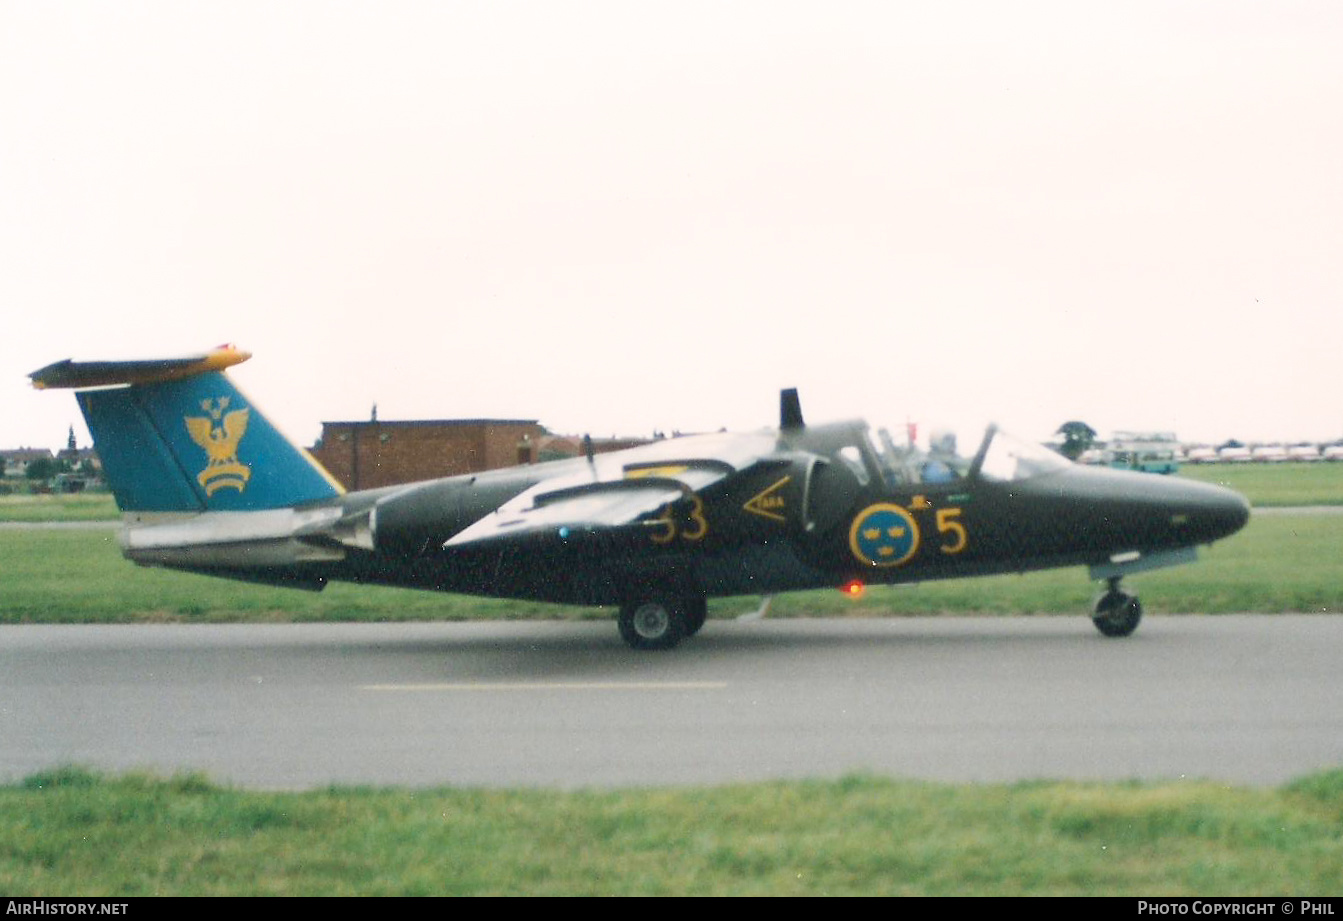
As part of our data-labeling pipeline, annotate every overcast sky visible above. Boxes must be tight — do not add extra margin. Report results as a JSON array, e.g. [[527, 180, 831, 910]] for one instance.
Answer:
[[3, 1, 1341, 454]]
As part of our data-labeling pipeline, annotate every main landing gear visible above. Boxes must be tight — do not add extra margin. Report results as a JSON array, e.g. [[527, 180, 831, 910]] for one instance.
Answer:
[[617, 585, 1145, 647], [1091, 576, 1143, 638], [617, 597, 707, 650]]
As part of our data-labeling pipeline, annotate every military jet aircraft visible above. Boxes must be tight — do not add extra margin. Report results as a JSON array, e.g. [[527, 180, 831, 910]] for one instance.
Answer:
[[31, 346, 1250, 650]]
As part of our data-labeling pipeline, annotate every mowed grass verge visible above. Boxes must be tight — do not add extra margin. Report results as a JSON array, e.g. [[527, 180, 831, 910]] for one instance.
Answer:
[[1, 511, 1339, 623], [3, 767, 1341, 896], [0, 492, 119, 521], [1178, 461, 1343, 506]]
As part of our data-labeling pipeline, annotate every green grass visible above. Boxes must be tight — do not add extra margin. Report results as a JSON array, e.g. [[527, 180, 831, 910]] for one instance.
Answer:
[[0, 491, 118, 521], [2, 767, 1340, 896], [1, 512, 1338, 623], [0, 527, 589, 623], [1178, 462, 1343, 506]]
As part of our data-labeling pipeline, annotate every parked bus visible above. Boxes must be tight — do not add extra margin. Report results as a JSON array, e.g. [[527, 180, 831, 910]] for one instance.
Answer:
[[1104, 431, 1180, 474]]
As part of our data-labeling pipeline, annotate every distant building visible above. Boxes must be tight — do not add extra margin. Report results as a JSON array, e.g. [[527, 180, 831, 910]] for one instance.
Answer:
[[57, 447, 101, 472], [535, 434, 658, 463], [308, 418, 657, 490], [1, 448, 55, 478], [310, 418, 548, 490]]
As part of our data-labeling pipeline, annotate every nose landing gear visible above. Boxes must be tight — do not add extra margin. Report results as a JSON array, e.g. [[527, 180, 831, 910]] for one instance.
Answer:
[[1092, 577, 1143, 637]]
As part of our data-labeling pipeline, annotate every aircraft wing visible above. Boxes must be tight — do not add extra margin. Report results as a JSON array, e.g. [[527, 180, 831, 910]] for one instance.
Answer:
[[442, 477, 692, 548], [443, 437, 771, 550]]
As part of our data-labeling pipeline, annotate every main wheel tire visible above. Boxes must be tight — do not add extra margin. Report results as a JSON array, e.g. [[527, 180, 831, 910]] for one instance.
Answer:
[[682, 598, 708, 638], [1092, 590, 1143, 638], [618, 599, 686, 650]]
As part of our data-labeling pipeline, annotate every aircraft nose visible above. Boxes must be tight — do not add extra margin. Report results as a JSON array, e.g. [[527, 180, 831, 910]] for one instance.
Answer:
[[1210, 483, 1251, 539], [1169, 478, 1251, 544], [1041, 466, 1251, 551]]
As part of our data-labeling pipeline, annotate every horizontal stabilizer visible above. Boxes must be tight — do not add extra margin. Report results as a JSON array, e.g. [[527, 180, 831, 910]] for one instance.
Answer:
[[120, 508, 350, 570], [29, 346, 251, 390]]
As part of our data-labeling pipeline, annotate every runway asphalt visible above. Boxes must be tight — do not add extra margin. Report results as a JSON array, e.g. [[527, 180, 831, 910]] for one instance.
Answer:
[[2, 614, 1340, 790]]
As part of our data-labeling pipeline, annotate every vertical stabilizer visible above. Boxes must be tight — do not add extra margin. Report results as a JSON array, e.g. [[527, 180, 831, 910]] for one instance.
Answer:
[[32, 350, 343, 513]]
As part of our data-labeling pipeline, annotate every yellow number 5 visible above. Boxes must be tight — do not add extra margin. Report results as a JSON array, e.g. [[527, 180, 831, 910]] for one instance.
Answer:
[[936, 508, 967, 554]]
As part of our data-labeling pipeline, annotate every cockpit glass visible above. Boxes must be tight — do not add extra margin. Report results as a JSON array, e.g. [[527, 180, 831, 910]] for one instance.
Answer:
[[838, 445, 871, 486], [865, 424, 975, 487], [976, 428, 1071, 481], [865, 422, 1070, 486]]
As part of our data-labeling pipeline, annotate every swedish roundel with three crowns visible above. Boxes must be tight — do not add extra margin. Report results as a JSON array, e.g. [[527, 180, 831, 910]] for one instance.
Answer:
[[848, 503, 921, 568]]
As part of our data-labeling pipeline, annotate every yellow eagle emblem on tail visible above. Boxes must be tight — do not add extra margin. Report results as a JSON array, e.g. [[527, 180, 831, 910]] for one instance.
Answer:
[[185, 397, 252, 495]]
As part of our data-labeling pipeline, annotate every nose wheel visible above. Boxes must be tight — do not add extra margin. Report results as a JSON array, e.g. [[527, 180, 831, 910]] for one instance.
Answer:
[[1092, 577, 1143, 637]]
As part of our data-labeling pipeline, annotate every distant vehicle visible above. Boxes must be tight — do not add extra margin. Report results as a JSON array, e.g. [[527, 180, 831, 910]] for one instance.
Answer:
[[1287, 445, 1322, 462], [1104, 432, 1180, 474], [1251, 445, 1289, 463], [50, 473, 89, 493], [1323, 446, 1343, 462], [1185, 447, 1219, 464], [1219, 445, 1253, 463]]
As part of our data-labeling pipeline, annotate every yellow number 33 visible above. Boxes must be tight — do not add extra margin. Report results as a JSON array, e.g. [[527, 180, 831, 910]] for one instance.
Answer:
[[651, 494, 709, 544]]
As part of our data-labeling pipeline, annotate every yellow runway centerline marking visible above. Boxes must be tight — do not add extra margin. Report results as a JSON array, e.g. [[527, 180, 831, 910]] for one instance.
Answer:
[[360, 681, 728, 692]]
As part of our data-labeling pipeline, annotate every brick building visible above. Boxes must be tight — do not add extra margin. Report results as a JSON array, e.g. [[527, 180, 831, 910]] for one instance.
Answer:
[[310, 418, 547, 491]]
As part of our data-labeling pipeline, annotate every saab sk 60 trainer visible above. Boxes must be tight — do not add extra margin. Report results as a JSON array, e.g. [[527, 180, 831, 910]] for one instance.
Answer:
[[31, 346, 1250, 650]]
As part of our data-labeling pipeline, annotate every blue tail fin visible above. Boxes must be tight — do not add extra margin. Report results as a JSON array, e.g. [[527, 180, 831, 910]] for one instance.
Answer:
[[33, 349, 343, 513]]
